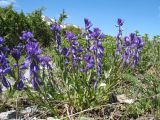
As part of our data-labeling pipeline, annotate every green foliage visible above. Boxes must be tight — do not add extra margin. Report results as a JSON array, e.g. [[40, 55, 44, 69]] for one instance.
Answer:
[[0, 6, 53, 48], [0, 6, 30, 48], [58, 9, 68, 24], [61, 25, 82, 37], [27, 9, 54, 47]]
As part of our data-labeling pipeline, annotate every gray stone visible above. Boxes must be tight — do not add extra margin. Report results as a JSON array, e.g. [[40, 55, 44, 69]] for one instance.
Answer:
[[0, 110, 17, 120], [116, 94, 134, 104], [21, 106, 38, 115], [47, 117, 60, 120]]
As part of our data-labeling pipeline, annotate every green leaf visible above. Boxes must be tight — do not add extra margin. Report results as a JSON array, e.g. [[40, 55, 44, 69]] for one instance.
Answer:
[[87, 70, 92, 82]]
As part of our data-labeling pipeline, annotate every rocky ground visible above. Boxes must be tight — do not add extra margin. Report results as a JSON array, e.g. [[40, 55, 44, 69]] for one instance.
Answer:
[[0, 94, 156, 120]]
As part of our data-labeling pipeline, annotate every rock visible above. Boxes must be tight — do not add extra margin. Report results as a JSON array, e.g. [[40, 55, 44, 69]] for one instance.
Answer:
[[116, 94, 134, 104], [0, 110, 17, 120], [47, 117, 60, 120], [21, 106, 38, 115]]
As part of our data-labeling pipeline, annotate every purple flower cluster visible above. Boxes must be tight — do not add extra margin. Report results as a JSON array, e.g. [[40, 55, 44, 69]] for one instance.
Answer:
[[80, 54, 94, 72], [20, 31, 51, 90], [40, 56, 52, 69], [79, 19, 105, 89], [0, 37, 10, 92], [84, 18, 93, 51], [90, 28, 104, 79], [0, 53, 10, 89], [116, 18, 145, 67], [0, 37, 3, 44], [0, 37, 9, 53], [122, 33, 144, 67], [20, 31, 34, 42], [11, 46, 25, 90], [0, 18, 145, 93], [11, 48, 21, 61], [65, 31, 80, 67], [61, 31, 83, 68], [23, 44, 47, 89], [50, 23, 62, 52], [61, 47, 70, 57], [116, 18, 124, 54]]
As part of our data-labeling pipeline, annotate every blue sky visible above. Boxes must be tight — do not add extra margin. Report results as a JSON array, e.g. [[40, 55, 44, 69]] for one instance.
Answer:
[[0, 0, 160, 38]]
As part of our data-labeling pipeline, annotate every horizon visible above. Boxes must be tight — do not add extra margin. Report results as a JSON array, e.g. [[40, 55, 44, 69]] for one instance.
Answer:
[[0, 0, 160, 38]]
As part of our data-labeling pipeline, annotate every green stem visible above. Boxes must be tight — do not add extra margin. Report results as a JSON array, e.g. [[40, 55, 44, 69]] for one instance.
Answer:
[[13, 60, 20, 90]]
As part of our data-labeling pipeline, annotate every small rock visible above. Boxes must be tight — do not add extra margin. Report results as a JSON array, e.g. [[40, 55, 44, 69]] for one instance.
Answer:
[[21, 106, 38, 115], [47, 117, 60, 120], [0, 110, 17, 120], [116, 94, 134, 104]]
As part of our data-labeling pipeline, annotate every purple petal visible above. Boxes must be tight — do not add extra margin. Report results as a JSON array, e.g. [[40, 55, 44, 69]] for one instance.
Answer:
[[2, 76, 10, 88]]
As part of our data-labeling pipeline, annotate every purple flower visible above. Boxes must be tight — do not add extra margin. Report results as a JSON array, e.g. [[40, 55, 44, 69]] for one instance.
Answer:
[[137, 37, 145, 48], [90, 28, 104, 79], [91, 28, 104, 39], [0, 37, 9, 53], [116, 18, 123, 54], [85, 54, 95, 69], [132, 50, 139, 67], [130, 33, 136, 42], [80, 54, 95, 72], [32, 75, 40, 90], [84, 18, 92, 30], [65, 31, 79, 67], [79, 68, 85, 72], [50, 23, 62, 52], [26, 42, 42, 55], [117, 18, 124, 26], [40, 56, 52, 69], [0, 53, 10, 88], [121, 33, 145, 67], [29, 60, 40, 90], [11, 47, 25, 90], [124, 36, 131, 46], [84, 19, 93, 51], [61, 47, 70, 57], [50, 23, 61, 31], [17, 80, 24, 90], [66, 31, 77, 41], [17, 73, 25, 90], [11, 48, 21, 61], [122, 47, 132, 64], [1, 76, 10, 88], [21, 36, 51, 90], [131, 37, 144, 67], [16, 43, 25, 50], [0, 37, 4, 44], [77, 46, 83, 52], [20, 31, 34, 41], [21, 57, 30, 70]]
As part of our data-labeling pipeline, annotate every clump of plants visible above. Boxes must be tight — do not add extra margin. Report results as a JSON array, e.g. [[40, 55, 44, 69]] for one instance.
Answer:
[[0, 16, 149, 119]]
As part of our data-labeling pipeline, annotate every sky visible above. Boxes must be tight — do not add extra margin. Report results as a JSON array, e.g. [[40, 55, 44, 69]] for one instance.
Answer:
[[0, 0, 160, 38]]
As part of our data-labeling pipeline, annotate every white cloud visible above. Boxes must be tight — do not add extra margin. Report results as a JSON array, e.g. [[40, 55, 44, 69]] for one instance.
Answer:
[[0, 0, 15, 8]]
